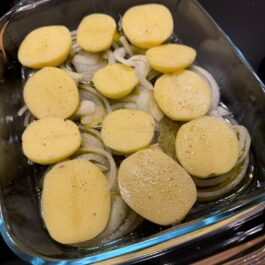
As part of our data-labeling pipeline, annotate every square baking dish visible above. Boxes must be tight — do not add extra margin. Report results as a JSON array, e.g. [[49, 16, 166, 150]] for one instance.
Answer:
[[0, 0, 264, 264]]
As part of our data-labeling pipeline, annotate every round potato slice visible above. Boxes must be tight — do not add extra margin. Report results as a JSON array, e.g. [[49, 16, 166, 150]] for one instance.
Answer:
[[146, 44, 196, 73], [24, 67, 79, 119], [154, 70, 211, 121], [22, 117, 81, 165], [42, 159, 111, 244], [118, 148, 197, 225], [77, 13, 116, 52], [18, 26, 71, 69], [92, 63, 138, 99], [101, 109, 155, 154], [122, 4, 173, 48], [175, 116, 240, 178]]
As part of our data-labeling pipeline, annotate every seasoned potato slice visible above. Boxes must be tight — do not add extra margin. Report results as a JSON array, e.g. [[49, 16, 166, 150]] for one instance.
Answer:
[[24, 67, 79, 119], [101, 109, 155, 154], [122, 4, 173, 48], [18, 26, 71, 68], [146, 44, 196, 73], [118, 149, 197, 225], [77, 14, 116, 52], [92, 63, 138, 99], [22, 117, 81, 165], [176, 116, 240, 178], [154, 70, 211, 121], [42, 159, 111, 244]]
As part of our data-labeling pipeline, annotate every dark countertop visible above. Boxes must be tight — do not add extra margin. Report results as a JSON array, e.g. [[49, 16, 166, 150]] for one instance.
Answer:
[[0, 0, 264, 264]]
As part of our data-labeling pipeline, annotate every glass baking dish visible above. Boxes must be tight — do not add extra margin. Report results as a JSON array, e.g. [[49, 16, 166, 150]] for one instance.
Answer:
[[0, 0, 264, 264]]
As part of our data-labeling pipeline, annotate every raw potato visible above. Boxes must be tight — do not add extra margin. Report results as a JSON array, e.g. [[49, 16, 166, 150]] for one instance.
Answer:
[[118, 149, 197, 225], [77, 14, 116, 52], [22, 117, 81, 165], [101, 109, 155, 154], [122, 4, 173, 48], [24, 67, 79, 119], [154, 70, 211, 121], [18, 26, 71, 68], [42, 159, 111, 244], [92, 63, 138, 99], [146, 44, 196, 73], [176, 116, 240, 178]]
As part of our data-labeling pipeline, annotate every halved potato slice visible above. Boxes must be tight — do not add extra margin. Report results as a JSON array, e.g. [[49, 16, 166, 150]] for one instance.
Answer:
[[22, 117, 81, 165], [92, 63, 138, 99], [101, 109, 155, 154], [18, 26, 71, 68], [23, 67, 79, 119], [154, 70, 211, 121], [118, 148, 197, 225], [42, 159, 111, 244], [122, 4, 173, 48], [77, 14, 116, 52], [175, 116, 240, 178], [146, 44, 196, 73]]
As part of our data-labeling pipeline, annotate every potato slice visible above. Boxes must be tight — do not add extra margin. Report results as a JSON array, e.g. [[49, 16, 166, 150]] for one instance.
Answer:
[[24, 67, 79, 119], [18, 26, 71, 69], [92, 63, 138, 99], [101, 109, 155, 154], [122, 4, 173, 48], [154, 70, 211, 121], [146, 44, 196, 73], [77, 14, 116, 52], [176, 116, 240, 178], [42, 159, 111, 244], [118, 149, 197, 225], [22, 117, 81, 165]]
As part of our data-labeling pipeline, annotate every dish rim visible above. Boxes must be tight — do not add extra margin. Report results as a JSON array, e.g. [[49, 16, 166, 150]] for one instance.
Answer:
[[0, 0, 265, 264]]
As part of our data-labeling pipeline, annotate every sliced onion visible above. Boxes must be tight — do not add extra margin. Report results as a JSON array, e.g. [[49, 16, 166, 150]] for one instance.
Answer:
[[71, 30, 77, 39], [79, 126, 103, 140], [105, 210, 143, 242], [128, 55, 151, 78], [72, 51, 107, 83], [216, 106, 232, 116], [193, 169, 237, 188], [106, 49, 116, 64], [81, 133, 104, 149], [190, 65, 220, 111], [232, 125, 251, 165], [135, 70, 153, 90], [79, 147, 117, 191], [60, 67, 83, 84], [74, 153, 109, 172], [118, 15, 123, 32], [197, 155, 249, 201], [75, 100, 96, 116], [79, 90, 106, 127], [113, 47, 132, 65], [80, 85, 112, 113], [148, 97, 164, 122], [17, 105, 28, 117], [120, 35, 133, 56], [122, 95, 138, 103], [136, 89, 151, 112], [135, 89, 163, 121], [101, 195, 129, 237], [111, 102, 138, 111]]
